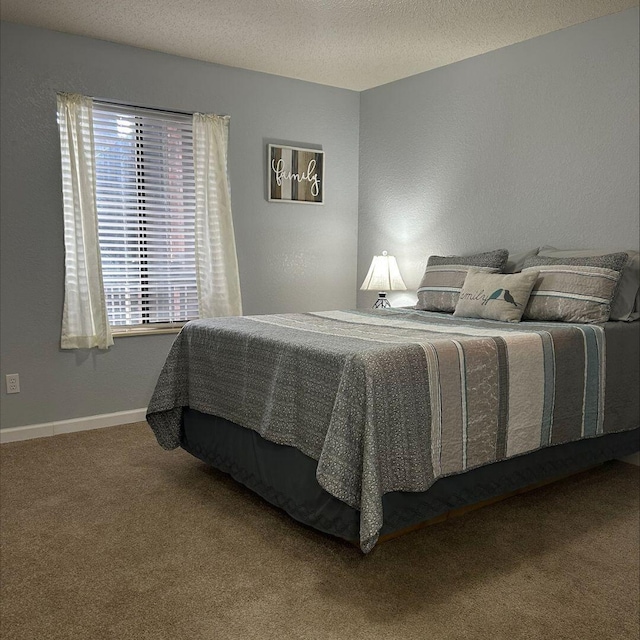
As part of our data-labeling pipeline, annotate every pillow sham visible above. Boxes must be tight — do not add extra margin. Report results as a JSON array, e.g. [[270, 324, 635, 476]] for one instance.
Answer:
[[416, 249, 509, 312], [417, 265, 500, 313], [522, 256, 625, 323], [522, 252, 628, 272], [454, 269, 539, 323], [427, 249, 509, 269], [537, 247, 639, 322]]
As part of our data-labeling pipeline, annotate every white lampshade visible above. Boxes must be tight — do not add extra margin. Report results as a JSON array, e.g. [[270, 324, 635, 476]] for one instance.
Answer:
[[360, 251, 407, 292]]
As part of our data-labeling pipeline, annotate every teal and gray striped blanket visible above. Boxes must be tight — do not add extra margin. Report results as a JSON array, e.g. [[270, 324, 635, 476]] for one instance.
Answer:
[[147, 309, 637, 552]]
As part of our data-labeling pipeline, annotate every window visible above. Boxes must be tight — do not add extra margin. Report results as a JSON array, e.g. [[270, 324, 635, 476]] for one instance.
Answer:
[[58, 93, 241, 349], [92, 102, 198, 330]]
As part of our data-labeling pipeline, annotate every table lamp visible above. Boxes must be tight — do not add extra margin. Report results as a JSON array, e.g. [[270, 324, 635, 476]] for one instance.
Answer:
[[360, 251, 407, 308]]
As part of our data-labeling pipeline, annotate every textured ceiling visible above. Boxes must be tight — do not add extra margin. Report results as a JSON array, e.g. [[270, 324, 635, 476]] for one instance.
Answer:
[[1, 0, 638, 90]]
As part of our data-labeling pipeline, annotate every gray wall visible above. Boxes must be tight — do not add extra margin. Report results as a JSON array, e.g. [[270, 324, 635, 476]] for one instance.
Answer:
[[0, 22, 360, 429], [358, 9, 640, 307]]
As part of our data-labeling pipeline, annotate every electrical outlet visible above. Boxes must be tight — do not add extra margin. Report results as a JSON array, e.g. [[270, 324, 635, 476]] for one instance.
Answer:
[[6, 374, 20, 394]]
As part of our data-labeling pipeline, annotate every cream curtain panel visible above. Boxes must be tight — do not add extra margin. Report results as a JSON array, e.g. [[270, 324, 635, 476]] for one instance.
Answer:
[[192, 113, 243, 318], [57, 93, 113, 349]]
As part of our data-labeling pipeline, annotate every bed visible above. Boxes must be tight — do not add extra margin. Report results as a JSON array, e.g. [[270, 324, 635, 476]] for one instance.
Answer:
[[146, 308, 640, 552]]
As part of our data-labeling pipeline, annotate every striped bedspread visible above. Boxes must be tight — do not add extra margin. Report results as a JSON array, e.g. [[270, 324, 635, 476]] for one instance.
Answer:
[[146, 308, 634, 552]]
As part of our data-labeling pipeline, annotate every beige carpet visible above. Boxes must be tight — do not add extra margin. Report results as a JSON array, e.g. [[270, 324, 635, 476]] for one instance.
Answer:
[[1, 422, 638, 640]]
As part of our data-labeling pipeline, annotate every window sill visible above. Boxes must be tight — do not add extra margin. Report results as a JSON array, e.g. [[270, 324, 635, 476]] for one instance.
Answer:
[[111, 324, 186, 338]]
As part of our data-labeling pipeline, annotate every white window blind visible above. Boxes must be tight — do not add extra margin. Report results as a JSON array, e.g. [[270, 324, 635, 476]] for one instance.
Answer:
[[93, 101, 198, 327]]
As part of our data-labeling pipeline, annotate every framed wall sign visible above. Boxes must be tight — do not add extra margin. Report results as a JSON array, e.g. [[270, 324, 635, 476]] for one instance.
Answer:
[[268, 144, 324, 205]]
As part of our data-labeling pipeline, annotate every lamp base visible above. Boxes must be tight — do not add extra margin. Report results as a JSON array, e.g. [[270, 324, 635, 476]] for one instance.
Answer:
[[373, 292, 391, 309]]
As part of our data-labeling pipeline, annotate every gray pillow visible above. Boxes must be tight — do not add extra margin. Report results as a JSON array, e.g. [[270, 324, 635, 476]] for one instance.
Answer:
[[522, 261, 623, 324], [417, 250, 508, 313], [537, 247, 639, 322], [504, 248, 540, 273], [417, 265, 500, 313], [522, 252, 628, 272], [454, 269, 539, 323], [427, 249, 509, 269]]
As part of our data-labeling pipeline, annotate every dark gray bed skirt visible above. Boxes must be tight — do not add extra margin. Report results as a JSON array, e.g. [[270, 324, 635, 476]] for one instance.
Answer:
[[180, 408, 640, 545]]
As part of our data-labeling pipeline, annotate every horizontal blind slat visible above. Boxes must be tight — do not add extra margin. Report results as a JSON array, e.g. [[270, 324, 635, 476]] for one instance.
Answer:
[[95, 169, 196, 182], [93, 102, 192, 123], [93, 102, 199, 327]]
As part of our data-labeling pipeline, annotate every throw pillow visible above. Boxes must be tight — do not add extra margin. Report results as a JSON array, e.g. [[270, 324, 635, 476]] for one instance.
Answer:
[[453, 269, 539, 323]]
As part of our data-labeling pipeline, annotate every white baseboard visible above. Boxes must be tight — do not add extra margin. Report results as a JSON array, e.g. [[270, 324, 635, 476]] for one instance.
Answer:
[[0, 408, 148, 444], [620, 452, 640, 467]]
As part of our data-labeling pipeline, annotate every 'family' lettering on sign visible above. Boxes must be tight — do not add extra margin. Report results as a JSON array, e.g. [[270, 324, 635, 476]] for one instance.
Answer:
[[271, 158, 320, 196]]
